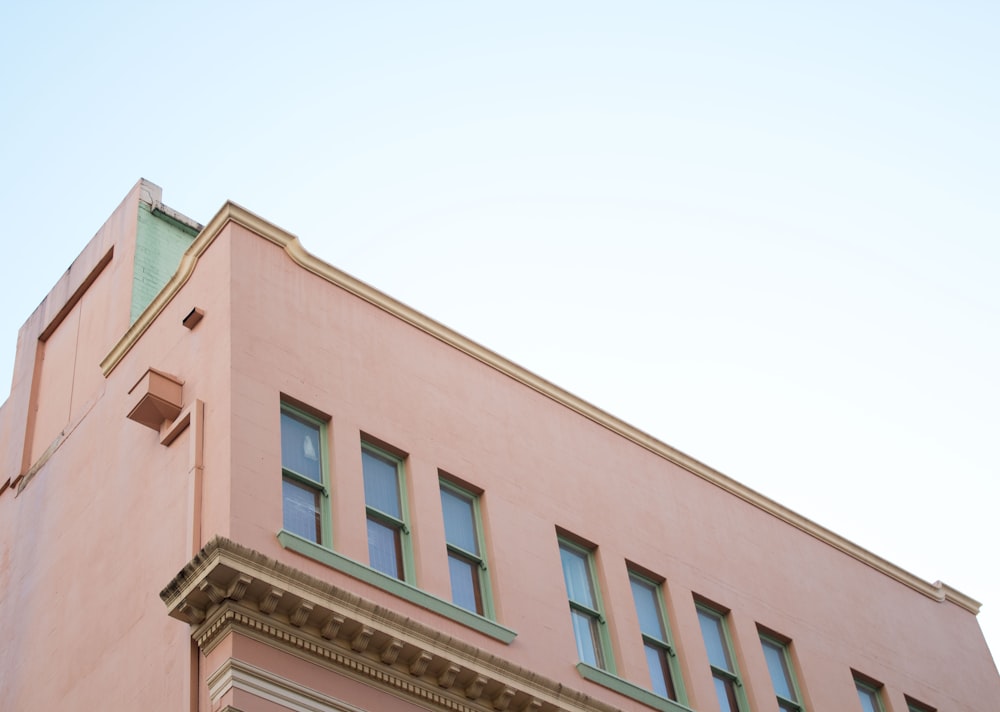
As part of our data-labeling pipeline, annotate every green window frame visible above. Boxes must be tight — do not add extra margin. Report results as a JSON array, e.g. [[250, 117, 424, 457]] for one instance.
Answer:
[[361, 441, 413, 581], [628, 571, 685, 703], [759, 632, 805, 712], [904, 696, 935, 712], [854, 675, 885, 712], [275, 427, 517, 645], [558, 537, 615, 672], [280, 404, 330, 546], [439, 479, 493, 617], [696, 602, 747, 712]]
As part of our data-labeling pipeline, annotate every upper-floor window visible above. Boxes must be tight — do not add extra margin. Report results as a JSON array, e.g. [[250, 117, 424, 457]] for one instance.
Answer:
[[361, 441, 412, 581], [697, 602, 746, 712], [905, 695, 935, 712], [854, 675, 885, 712], [275, 421, 517, 644], [280, 405, 328, 545], [558, 537, 613, 671], [759, 632, 804, 711], [440, 479, 492, 617], [628, 571, 683, 701]]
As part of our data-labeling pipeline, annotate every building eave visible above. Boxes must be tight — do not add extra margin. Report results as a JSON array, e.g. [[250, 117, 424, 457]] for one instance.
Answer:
[[123, 201, 980, 616]]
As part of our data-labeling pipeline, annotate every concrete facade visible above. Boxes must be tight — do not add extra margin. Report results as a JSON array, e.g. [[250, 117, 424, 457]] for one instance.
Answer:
[[1, 181, 997, 712]]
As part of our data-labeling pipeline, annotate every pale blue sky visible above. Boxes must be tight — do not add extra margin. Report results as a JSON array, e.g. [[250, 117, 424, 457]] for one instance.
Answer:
[[2, 2, 998, 661]]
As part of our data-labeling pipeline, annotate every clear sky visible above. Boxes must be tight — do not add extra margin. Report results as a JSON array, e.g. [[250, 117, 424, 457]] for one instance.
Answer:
[[2, 1, 998, 664]]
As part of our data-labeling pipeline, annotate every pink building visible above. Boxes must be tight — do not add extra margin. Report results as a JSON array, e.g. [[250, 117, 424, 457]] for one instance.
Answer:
[[1, 180, 997, 712]]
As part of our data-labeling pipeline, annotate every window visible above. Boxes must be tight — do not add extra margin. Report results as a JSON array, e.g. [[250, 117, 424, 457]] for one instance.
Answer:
[[280, 405, 328, 545], [274, 422, 518, 644], [905, 696, 935, 712], [759, 632, 804, 711], [628, 572, 682, 701], [361, 442, 411, 581], [439, 479, 492, 616], [559, 538, 613, 671], [697, 603, 745, 712], [854, 676, 885, 712]]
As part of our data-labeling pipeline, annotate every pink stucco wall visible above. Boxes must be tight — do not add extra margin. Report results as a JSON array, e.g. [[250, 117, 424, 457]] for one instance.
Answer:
[[1, 185, 997, 711], [217, 227, 997, 711], [0, 182, 196, 710], [0, 183, 234, 711]]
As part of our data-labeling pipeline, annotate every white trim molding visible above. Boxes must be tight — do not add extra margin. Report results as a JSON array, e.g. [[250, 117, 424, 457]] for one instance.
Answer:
[[207, 658, 366, 712]]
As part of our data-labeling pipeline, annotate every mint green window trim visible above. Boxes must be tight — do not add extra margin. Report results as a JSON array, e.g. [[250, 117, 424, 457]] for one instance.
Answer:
[[277, 529, 516, 643], [361, 441, 415, 583], [759, 632, 805, 712], [904, 696, 935, 712], [439, 479, 494, 619], [854, 677, 885, 712], [558, 537, 616, 674], [629, 571, 687, 705], [280, 404, 331, 548], [696, 602, 749, 712], [577, 663, 696, 712]]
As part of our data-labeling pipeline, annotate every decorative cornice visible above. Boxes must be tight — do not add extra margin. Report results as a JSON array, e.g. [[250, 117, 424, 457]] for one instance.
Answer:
[[161, 538, 623, 712], [131, 202, 979, 615]]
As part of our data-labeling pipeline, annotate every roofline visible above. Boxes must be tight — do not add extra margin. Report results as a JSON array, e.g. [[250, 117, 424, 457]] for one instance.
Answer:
[[101, 200, 981, 615]]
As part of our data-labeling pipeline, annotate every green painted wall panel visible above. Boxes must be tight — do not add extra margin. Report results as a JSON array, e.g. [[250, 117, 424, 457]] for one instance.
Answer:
[[130, 204, 198, 324]]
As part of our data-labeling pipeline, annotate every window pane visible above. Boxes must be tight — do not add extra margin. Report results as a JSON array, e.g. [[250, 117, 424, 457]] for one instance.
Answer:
[[282, 478, 320, 542], [629, 577, 665, 640], [761, 638, 795, 700], [440, 487, 478, 554], [713, 674, 741, 712], [560, 545, 595, 608], [698, 609, 732, 671], [362, 449, 401, 517], [857, 685, 880, 712], [447, 553, 482, 614], [644, 642, 676, 700], [571, 608, 602, 667], [367, 517, 402, 578], [281, 411, 321, 482]]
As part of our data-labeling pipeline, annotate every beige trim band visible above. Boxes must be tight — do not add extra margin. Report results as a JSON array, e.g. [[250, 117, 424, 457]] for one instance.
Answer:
[[127, 203, 979, 615]]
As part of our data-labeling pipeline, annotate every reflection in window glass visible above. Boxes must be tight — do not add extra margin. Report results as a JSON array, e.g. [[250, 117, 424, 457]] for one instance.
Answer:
[[560, 546, 596, 608], [571, 608, 602, 666], [697, 604, 742, 712], [367, 517, 403, 579], [362, 443, 408, 580], [441, 487, 478, 553], [558, 539, 609, 670], [282, 479, 320, 541], [440, 482, 489, 615], [362, 449, 401, 518], [856, 680, 883, 712], [760, 634, 803, 711], [280, 411, 322, 482], [698, 609, 732, 670], [280, 406, 326, 544], [629, 574, 679, 700]]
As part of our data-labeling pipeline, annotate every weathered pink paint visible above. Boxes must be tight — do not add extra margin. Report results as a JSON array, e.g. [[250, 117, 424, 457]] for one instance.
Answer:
[[1, 181, 997, 711]]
